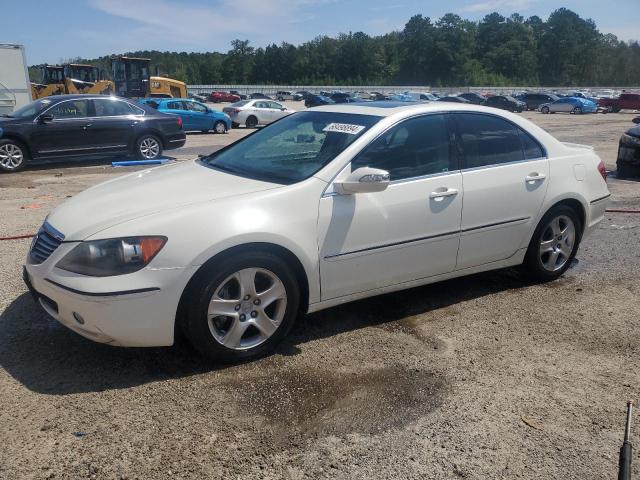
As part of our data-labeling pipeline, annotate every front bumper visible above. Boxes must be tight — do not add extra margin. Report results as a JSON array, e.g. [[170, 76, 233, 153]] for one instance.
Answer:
[[23, 247, 197, 347]]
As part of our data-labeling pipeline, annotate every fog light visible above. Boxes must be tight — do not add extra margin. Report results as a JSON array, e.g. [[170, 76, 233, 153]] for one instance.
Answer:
[[72, 312, 85, 325]]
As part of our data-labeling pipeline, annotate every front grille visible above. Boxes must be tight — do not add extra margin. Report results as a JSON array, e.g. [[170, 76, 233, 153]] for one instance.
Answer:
[[29, 223, 64, 264]]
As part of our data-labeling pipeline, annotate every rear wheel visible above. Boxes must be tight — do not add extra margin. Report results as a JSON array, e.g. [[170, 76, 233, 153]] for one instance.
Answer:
[[0, 139, 27, 173], [135, 134, 163, 160], [245, 115, 258, 128], [183, 252, 300, 362], [214, 121, 227, 134], [524, 205, 581, 281]]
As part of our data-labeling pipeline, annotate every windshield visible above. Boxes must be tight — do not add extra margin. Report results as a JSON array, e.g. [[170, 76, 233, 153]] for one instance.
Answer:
[[8, 99, 53, 118], [65, 66, 98, 82], [204, 111, 381, 185]]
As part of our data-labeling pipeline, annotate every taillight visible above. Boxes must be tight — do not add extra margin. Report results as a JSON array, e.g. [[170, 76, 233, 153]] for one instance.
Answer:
[[176, 116, 183, 128], [597, 160, 607, 181]]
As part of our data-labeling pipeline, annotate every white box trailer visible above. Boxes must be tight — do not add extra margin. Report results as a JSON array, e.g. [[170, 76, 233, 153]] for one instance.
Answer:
[[0, 44, 32, 114]]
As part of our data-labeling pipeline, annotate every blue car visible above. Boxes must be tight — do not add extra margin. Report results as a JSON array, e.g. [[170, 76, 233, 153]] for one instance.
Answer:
[[138, 98, 232, 133], [539, 97, 598, 114]]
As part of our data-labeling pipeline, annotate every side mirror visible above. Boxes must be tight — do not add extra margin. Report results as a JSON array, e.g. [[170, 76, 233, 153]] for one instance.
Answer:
[[39, 113, 54, 124], [335, 167, 390, 195]]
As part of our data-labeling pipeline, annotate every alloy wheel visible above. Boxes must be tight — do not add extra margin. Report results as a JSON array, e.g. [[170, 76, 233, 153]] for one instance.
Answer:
[[539, 215, 576, 272], [139, 137, 160, 159], [214, 122, 226, 134], [207, 268, 287, 350], [0, 143, 24, 170]]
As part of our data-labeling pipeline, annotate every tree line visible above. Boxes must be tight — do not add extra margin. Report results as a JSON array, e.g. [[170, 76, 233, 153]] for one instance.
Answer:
[[35, 8, 640, 87]]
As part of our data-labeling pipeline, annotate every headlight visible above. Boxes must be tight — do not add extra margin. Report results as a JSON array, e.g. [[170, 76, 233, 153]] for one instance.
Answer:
[[56, 236, 167, 277]]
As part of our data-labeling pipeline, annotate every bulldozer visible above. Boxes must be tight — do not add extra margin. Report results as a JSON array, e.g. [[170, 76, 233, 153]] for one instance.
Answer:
[[30, 64, 114, 99], [111, 56, 186, 99]]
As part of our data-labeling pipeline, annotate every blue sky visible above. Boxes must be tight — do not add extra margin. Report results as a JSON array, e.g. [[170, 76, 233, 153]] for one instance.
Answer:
[[3, 0, 638, 65]]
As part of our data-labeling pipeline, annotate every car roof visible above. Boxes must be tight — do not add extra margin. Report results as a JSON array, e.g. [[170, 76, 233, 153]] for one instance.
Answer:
[[311, 100, 514, 117], [36, 94, 127, 102]]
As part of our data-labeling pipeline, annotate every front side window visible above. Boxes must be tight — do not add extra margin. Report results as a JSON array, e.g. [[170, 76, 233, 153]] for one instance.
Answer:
[[205, 111, 381, 184], [187, 102, 207, 113], [48, 100, 89, 119], [454, 114, 524, 168], [93, 99, 134, 117], [351, 114, 453, 180]]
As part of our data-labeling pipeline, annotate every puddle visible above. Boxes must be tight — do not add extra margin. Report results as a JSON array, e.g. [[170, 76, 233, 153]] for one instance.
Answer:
[[224, 366, 446, 439]]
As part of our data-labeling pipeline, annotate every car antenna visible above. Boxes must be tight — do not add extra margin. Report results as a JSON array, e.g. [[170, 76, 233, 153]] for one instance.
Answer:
[[618, 400, 634, 480]]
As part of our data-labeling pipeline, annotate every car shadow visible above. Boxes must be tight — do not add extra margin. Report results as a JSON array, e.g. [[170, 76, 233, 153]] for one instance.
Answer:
[[0, 268, 536, 396]]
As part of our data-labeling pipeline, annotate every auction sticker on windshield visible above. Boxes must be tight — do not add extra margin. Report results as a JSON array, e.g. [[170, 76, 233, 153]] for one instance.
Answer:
[[323, 123, 366, 135]]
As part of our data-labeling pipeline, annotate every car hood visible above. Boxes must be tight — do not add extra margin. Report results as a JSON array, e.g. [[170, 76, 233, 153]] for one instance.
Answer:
[[47, 160, 282, 241]]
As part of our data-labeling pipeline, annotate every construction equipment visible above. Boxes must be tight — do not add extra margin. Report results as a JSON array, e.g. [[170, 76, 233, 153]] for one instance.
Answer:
[[619, 400, 634, 480], [111, 56, 186, 99], [30, 64, 114, 100]]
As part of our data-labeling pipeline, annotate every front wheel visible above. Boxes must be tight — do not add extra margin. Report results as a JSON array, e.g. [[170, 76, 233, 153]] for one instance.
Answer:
[[571, 106, 582, 114], [135, 134, 163, 160], [541, 106, 550, 114], [0, 139, 28, 173], [183, 252, 300, 362], [524, 205, 581, 281], [213, 121, 227, 134]]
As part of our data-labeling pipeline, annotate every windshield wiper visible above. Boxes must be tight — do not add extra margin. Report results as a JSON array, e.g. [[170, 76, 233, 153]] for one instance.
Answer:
[[209, 163, 244, 175]]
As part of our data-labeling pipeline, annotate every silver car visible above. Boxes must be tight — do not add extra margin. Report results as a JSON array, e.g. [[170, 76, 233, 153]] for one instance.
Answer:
[[223, 100, 295, 128]]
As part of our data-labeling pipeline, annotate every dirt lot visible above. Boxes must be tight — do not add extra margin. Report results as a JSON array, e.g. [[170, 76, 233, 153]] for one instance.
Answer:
[[0, 105, 639, 479]]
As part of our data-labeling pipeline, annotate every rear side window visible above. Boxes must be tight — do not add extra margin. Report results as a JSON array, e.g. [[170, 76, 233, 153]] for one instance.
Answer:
[[454, 114, 523, 168], [519, 130, 545, 159], [352, 114, 453, 180], [93, 99, 135, 117]]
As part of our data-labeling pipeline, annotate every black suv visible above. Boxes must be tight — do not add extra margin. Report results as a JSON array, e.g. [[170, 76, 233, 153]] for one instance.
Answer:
[[0, 95, 185, 172], [519, 93, 559, 111]]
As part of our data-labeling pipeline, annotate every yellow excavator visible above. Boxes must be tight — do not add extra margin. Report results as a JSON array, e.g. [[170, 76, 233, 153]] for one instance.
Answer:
[[111, 56, 186, 99], [30, 64, 114, 99]]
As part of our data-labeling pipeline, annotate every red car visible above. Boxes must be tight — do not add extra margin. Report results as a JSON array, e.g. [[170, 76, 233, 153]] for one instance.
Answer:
[[599, 93, 640, 113], [209, 91, 241, 103]]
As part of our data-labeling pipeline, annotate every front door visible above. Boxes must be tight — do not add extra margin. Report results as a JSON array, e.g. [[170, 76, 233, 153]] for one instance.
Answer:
[[318, 114, 463, 300], [30, 99, 93, 157], [451, 113, 550, 269]]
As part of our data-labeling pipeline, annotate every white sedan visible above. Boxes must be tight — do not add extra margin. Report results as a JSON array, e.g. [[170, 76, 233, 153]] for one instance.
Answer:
[[223, 100, 295, 128], [24, 102, 610, 362]]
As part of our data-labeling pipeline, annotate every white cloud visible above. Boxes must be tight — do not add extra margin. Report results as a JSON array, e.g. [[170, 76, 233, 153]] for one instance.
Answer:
[[600, 25, 639, 42], [86, 0, 335, 51], [461, 0, 536, 13]]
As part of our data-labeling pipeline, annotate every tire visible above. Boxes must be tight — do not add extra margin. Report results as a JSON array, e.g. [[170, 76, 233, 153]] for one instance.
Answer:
[[135, 134, 163, 160], [277, 96, 283, 101], [183, 251, 300, 362], [572, 106, 582, 115], [541, 106, 550, 114], [523, 205, 582, 282], [231, 122, 239, 129], [245, 115, 258, 128], [0, 139, 28, 173], [213, 121, 227, 134]]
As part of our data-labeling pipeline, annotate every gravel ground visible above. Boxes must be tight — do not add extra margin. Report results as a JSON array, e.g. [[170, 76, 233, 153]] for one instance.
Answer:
[[0, 106, 638, 479]]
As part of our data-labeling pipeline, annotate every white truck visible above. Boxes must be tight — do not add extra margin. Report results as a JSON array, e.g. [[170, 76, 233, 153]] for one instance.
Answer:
[[0, 44, 32, 115]]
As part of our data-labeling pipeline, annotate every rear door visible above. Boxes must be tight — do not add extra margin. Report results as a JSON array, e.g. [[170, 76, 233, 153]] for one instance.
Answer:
[[30, 99, 93, 157], [89, 98, 141, 153], [165, 100, 191, 129], [451, 113, 549, 269]]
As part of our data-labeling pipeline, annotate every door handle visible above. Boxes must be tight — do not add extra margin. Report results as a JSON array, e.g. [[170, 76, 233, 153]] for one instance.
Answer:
[[82, 123, 92, 130], [429, 188, 459, 200], [525, 173, 546, 183]]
